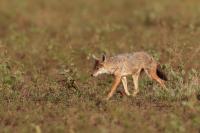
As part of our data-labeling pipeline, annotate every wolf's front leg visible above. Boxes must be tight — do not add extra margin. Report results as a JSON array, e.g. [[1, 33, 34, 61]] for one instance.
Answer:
[[132, 74, 139, 96], [121, 77, 130, 96], [106, 76, 121, 100]]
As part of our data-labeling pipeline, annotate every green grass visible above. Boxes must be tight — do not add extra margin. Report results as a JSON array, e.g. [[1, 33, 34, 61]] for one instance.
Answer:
[[0, 0, 200, 132]]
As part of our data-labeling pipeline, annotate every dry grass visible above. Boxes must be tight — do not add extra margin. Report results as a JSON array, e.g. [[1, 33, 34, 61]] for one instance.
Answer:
[[0, 0, 200, 132]]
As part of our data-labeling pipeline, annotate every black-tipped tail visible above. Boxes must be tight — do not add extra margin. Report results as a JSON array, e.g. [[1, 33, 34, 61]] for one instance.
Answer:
[[156, 65, 168, 81]]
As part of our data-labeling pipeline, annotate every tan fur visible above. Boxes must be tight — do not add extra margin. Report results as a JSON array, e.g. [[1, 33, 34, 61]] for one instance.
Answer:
[[92, 52, 167, 100]]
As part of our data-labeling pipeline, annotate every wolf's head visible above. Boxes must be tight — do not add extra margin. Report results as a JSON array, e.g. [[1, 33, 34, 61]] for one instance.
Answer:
[[91, 55, 110, 77]]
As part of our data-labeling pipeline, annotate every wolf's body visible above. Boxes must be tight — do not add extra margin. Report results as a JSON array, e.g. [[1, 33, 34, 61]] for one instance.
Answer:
[[92, 52, 167, 100]]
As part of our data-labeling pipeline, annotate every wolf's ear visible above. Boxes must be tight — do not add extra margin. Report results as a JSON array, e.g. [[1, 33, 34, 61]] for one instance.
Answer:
[[102, 54, 106, 62], [92, 54, 99, 61]]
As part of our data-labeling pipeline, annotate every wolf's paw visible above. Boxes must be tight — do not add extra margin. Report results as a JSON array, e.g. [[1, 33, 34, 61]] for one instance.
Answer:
[[132, 91, 139, 97], [104, 96, 111, 101], [125, 91, 131, 96]]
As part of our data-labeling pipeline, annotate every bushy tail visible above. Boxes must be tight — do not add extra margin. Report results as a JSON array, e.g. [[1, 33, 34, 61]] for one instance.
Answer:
[[156, 65, 168, 81]]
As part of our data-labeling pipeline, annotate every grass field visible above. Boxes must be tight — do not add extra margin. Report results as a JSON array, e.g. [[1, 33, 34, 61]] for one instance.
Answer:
[[0, 0, 200, 133]]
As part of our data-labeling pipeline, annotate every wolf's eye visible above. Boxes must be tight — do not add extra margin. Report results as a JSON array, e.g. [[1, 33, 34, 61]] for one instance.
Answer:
[[93, 61, 103, 70], [96, 66, 100, 70], [97, 64, 104, 69]]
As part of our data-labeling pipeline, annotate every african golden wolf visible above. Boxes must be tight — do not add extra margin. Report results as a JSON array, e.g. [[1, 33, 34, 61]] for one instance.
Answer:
[[91, 52, 167, 100]]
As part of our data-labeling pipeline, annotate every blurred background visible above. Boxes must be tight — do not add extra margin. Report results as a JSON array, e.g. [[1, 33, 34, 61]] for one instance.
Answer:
[[0, 0, 199, 132]]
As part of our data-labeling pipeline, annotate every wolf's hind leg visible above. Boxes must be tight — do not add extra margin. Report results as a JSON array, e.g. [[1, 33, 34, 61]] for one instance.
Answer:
[[145, 68, 166, 88], [121, 77, 130, 96]]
